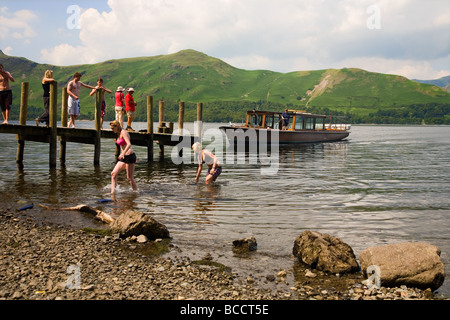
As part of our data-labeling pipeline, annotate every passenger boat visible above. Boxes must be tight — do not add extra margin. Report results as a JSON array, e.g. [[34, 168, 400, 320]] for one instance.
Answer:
[[219, 110, 350, 144]]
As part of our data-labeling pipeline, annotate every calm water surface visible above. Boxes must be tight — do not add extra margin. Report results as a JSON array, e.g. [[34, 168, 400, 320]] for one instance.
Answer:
[[1, 122, 449, 297]]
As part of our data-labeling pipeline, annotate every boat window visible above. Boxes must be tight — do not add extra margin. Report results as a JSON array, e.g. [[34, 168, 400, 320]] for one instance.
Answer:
[[315, 118, 325, 130], [284, 115, 293, 130], [274, 115, 281, 129], [265, 114, 274, 128], [294, 116, 304, 130], [248, 114, 264, 127], [305, 117, 314, 130]]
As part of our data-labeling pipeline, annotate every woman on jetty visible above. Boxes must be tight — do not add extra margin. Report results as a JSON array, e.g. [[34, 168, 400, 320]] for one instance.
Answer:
[[110, 120, 138, 194], [90, 78, 112, 129], [192, 142, 222, 184], [36, 70, 55, 127]]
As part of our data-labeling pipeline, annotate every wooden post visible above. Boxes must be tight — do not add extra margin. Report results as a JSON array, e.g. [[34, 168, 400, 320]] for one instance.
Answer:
[[49, 81, 58, 168], [60, 88, 68, 166], [18, 82, 28, 125], [147, 96, 154, 162], [158, 100, 164, 127], [159, 144, 164, 161], [61, 88, 68, 127], [94, 88, 103, 166], [196, 102, 203, 138], [158, 100, 164, 160], [178, 101, 185, 158], [16, 82, 28, 168], [178, 101, 185, 135]]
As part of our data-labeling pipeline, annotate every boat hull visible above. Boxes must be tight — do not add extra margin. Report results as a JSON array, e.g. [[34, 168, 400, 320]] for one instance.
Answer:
[[219, 126, 349, 144]]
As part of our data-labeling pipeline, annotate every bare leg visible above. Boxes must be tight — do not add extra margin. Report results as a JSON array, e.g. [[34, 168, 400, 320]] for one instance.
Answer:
[[68, 115, 75, 128], [126, 163, 138, 191], [111, 161, 126, 193], [205, 173, 214, 184]]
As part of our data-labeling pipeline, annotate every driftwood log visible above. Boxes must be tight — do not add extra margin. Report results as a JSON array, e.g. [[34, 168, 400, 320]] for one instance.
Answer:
[[39, 204, 115, 224]]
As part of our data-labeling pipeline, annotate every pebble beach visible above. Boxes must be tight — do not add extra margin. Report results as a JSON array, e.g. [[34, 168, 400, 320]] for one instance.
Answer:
[[0, 204, 445, 301]]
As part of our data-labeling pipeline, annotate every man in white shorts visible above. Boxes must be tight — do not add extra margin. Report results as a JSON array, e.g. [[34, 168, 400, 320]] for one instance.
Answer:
[[67, 72, 96, 128], [115, 86, 125, 128]]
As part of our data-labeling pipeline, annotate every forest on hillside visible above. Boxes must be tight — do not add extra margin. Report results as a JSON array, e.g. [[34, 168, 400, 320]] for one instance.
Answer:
[[10, 99, 450, 125]]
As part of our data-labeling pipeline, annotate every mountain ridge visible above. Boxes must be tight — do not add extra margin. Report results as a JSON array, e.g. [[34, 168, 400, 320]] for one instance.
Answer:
[[412, 75, 450, 88]]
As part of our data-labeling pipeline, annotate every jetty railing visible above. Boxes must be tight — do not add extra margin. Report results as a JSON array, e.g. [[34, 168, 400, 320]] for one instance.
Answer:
[[0, 82, 201, 169]]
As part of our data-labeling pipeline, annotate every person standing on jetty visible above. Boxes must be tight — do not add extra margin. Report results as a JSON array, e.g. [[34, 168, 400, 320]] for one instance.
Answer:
[[36, 70, 55, 127], [110, 120, 138, 194], [281, 108, 290, 130], [114, 86, 125, 128], [125, 88, 136, 131], [90, 78, 112, 129], [0, 63, 15, 125], [192, 142, 222, 184], [67, 72, 96, 128]]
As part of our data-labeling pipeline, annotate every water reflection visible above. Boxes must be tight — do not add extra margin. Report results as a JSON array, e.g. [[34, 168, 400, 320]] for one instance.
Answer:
[[1, 124, 449, 296], [193, 183, 221, 212]]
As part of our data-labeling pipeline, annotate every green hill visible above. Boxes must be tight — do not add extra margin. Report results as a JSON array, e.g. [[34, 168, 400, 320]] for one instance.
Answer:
[[1, 49, 449, 124]]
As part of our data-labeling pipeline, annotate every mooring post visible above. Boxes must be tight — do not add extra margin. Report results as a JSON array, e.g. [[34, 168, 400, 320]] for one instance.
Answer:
[[158, 100, 164, 127], [16, 82, 29, 168], [49, 81, 58, 168], [196, 102, 203, 139], [158, 100, 164, 160], [178, 101, 185, 157], [60, 87, 68, 166], [178, 101, 185, 135], [147, 95, 154, 162], [94, 88, 103, 166]]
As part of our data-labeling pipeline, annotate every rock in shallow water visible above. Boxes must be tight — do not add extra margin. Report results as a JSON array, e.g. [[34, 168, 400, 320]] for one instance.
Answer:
[[293, 231, 359, 274], [110, 210, 170, 240]]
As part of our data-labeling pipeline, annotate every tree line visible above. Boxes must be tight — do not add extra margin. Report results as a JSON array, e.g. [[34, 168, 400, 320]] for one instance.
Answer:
[[9, 99, 450, 125]]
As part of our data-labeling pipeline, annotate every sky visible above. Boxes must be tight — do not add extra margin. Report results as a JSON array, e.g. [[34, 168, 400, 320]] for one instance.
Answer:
[[0, 0, 449, 80]]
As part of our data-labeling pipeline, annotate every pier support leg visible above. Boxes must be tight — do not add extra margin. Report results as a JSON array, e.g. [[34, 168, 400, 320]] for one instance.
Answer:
[[60, 87, 68, 166], [49, 81, 58, 168], [147, 96, 154, 163], [178, 101, 185, 157], [94, 88, 103, 166], [16, 82, 28, 169], [16, 140, 24, 170], [159, 144, 164, 161]]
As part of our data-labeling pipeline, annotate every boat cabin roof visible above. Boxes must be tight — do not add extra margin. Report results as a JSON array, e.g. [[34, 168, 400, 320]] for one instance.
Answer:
[[247, 110, 327, 118]]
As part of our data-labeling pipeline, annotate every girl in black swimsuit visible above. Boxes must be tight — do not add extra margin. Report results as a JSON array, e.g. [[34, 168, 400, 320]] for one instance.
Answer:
[[192, 142, 222, 184]]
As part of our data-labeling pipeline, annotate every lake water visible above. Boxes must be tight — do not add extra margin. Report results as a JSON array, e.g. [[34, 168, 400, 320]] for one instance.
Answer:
[[1, 122, 449, 297]]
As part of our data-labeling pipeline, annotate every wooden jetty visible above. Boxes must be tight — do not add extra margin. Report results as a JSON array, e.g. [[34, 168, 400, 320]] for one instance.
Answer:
[[0, 82, 201, 169]]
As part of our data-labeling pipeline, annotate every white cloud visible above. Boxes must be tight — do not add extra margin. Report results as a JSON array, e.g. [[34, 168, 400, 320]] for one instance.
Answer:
[[0, 7, 38, 41], [36, 0, 450, 79], [2, 46, 13, 55]]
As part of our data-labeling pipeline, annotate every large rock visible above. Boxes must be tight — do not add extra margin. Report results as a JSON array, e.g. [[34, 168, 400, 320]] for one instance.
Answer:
[[233, 236, 257, 251], [293, 231, 359, 274], [110, 211, 170, 240], [359, 242, 445, 291]]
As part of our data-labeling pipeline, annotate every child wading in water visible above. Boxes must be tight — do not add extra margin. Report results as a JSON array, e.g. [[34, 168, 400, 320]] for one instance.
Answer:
[[192, 142, 222, 184]]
